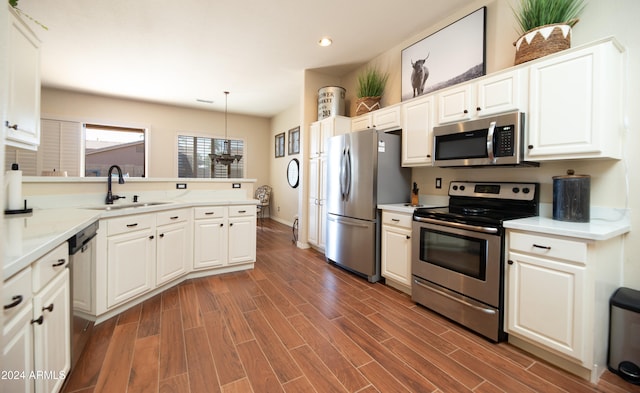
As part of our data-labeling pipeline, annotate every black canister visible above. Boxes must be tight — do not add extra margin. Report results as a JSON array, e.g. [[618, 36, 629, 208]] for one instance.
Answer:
[[553, 170, 590, 222]]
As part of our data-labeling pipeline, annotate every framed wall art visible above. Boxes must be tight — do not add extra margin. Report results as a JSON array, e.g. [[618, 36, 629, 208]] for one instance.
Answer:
[[288, 126, 300, 155], [401, 7, 486, 101], [275, 132, 285, 158]]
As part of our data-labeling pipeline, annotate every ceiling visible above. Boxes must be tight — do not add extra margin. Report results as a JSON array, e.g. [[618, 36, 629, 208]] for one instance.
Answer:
[[17, 0, 474, 117]]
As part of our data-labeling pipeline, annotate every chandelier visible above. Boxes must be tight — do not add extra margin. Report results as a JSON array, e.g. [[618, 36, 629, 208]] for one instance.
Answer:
[[210, 91, 242, 166]]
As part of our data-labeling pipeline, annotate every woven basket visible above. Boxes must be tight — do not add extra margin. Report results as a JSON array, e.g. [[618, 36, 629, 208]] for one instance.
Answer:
[[355, 96, 381, 116], [514, 23, 572, 65]]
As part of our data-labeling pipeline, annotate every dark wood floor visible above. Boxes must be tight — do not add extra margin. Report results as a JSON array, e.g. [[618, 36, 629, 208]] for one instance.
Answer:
[[62, 219, 639, 393]]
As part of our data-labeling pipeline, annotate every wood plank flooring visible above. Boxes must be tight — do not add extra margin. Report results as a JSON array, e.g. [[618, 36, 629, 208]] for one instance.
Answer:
[[62, 219, 640, 393]]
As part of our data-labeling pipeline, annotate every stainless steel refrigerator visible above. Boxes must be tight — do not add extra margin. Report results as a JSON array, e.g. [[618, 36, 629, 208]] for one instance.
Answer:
[[325, 128, 411, 282]]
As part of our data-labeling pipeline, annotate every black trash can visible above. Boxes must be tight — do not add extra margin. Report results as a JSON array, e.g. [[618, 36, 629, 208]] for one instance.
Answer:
[[608, 287, 640, 384]]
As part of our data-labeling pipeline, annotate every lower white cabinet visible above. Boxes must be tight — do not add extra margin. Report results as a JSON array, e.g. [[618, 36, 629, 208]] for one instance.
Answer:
[[106, 214, 156, 308], [156, 209, 191, 285], [505, 229, 623, 382], [193, 205, 256, 269], [380, 211, 412, 294], [2, 243, 70, 393]]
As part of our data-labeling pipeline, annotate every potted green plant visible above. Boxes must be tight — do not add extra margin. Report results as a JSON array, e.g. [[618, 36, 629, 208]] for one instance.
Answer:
[[355, 67, 389, 116], [512, 0, 586, 65]]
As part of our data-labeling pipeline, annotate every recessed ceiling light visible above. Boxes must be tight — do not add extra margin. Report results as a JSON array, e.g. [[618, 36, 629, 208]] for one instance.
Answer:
[[318, 37, 332, 47]]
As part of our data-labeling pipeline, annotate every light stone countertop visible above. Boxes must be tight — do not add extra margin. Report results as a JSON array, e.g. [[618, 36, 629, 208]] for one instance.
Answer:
[[504, 206, 630, 241]]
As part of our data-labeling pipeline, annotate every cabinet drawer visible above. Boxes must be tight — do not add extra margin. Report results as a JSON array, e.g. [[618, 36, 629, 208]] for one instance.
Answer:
[[194, 206, 227, 220], [32, 242, 68, 292], [3, 266, 33, 320], [107, 213, 155, 236], [509, 231, 587, 264], [382, 211, 412, 228], [229, 205, 256, 217], [157, 208, 190, 226]]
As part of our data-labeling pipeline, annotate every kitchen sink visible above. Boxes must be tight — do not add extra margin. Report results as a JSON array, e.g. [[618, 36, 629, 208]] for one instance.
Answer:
[[86, 201, 173, 211]]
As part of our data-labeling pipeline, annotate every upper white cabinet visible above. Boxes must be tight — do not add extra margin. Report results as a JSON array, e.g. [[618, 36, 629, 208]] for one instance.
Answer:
[[402, 94, 435, 167], [526, 38, 624, 160], [5, 7, 41, 150], [437, 69, 525, 125], [309, 116, 350, 158], [351, 105, 402, 132]]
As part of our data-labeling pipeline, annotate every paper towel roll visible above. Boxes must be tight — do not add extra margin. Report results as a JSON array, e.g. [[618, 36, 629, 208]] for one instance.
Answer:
[[5, 165, 23, 211]]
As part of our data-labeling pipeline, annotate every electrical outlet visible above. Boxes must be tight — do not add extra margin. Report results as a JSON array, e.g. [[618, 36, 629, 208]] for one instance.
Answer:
[[176, 183, 187, 189], [232, 183, 241, 188], [435, 178, 442, 189]]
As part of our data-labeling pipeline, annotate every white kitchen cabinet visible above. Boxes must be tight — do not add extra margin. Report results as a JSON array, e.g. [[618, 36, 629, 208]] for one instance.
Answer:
[[437, 69, 525, 125], [381, 211, 412, 294], [308, 156, 326, 249], [351, 105, 401, 132], [505, 229, 623, 382], [156, 209, 192, 286], [5, 7, 41, 150], [106, 214, 156, 308], [309, 116, 350, 158], [2, 243, 71, 393], [228, 205, 257, 264], [2, 266, 35, 393], [193, 205, 256, 268], [525, 38, 624, 160], [33, 269, 71, 393], [401, 94, 435, 166], [193, 206, 227, 269]]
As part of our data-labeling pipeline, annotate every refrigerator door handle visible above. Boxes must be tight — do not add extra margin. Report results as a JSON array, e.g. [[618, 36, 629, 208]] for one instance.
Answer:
[[345, 147, 352, 200], [339, 148, 346, 200]]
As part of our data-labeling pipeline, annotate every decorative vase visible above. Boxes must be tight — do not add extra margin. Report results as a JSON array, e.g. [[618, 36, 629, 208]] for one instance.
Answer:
[[513, 23, 573, 65], [355, 96, 381, 116]]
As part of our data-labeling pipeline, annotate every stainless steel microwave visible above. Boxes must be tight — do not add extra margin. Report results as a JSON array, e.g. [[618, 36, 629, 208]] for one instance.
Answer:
[[433, 111, 536, 167]]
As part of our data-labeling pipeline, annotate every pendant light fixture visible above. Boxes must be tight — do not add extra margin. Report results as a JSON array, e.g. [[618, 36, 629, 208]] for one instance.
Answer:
[[210, 91, 242, 167]]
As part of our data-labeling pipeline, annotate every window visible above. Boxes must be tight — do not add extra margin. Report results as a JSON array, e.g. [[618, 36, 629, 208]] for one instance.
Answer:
[[84, 124, 146, 177], [178, 135, 244, 178]]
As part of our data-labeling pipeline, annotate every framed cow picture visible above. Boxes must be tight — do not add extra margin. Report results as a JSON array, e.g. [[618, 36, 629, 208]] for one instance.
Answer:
[[401, 7, 486, 101]]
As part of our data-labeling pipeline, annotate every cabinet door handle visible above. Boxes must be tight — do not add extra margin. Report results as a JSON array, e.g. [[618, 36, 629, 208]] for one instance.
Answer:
[[528, 145, 534, 149], [406, 235, 411, 240], [463, 109, 468, 114], [391, 218, 400, 222], [533, 244, 551, 250], [5, 121, 18, 130], [205, 212, 215, 215], [507, 260, 514, 265], [3, 295, 23, 310], [159, 233, 164, 238], [476, 107, 481, 111], [31, 315, 44, 325], [52, 258, 66, 267], [238, 210, 247, 213], [42, 303, 54, 313], [230, 223, 234, 227], [220, 223, 224, 227], [126, 223, 138, 228], [149, 235, 154, 240], [170, 216, 179, 220]]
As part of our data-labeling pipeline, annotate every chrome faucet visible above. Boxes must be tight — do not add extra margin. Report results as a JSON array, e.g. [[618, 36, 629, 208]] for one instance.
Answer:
[[106, 165, 126, 204]]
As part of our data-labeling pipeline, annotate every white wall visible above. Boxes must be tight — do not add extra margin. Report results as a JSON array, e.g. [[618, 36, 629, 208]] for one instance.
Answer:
[[301, 0, 640, 289], [39, 88, 272, 185], [269, 102, 301, 226]]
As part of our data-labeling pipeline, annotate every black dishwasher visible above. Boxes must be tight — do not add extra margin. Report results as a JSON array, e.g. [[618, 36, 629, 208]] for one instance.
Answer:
[[67, 221, 98, 371]]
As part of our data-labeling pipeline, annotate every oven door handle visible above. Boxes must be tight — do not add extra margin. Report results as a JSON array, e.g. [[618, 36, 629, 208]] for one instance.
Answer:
[[413, 278, 497, 315], [413, 217, 499, 234]]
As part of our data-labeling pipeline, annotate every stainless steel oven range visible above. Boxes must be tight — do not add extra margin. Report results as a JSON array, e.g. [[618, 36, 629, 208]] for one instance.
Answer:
[[412, 181, 539, 342]]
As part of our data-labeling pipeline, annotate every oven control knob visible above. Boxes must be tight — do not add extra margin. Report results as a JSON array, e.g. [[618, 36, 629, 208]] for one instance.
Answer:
[[523, 187, 530, 194], [512, 187, 520, 193]]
